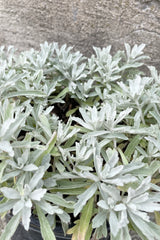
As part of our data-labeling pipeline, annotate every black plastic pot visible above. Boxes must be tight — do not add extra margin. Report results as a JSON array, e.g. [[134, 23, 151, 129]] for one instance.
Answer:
[[6, 214, 109, 240], [6, 214, 71, 240]]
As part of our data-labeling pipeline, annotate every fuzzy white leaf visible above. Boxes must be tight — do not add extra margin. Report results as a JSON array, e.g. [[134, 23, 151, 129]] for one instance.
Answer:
[[22, 206, 32, 231], [129, 211, 160, 240], [0, 212, 21, 240], [100, 184, 121, 201], [97, 200, 109, 210], [109, 210, 119, 237], [13, 200, 25, 215], [0, 141, 14, 157], [58, 211, 70, 224], [30, 188, 47, 201], [29, 167, 45, 190], [74, 183, 97, 216], [23, 164, 38, 172], [0, 200, 17, 213], [92, 211, 107, 228], [114, 108, 132, 126], [0, 187, 20, 199], [35, 199, 58, 214]]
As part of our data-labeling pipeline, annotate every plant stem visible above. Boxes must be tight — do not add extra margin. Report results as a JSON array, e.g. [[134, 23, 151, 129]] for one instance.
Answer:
[[113, 138, 117, 148], [136, 100, 145, 125]]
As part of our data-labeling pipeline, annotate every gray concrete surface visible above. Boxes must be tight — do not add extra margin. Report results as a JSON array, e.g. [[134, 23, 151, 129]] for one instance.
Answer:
[[0, 0, 160, 69]]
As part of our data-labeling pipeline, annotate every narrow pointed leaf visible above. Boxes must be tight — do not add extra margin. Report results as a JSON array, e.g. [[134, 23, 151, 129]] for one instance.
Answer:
[[5, 90, 47, 98], [79, 197, 94, 240], [36, 205, 56, 240], [0, 200, 17, 213], [74, 183, 97, 217], [0, 212, 21, 240], [124, 135, 141, 160], [35, 131, 57, 166]]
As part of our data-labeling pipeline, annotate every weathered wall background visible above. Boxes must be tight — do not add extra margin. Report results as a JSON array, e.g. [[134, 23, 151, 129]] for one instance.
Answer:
[[0, 0, 160, 65]]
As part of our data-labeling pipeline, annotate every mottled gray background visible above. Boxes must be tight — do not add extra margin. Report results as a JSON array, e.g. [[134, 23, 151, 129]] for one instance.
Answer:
[[0, 0, 160, 68]]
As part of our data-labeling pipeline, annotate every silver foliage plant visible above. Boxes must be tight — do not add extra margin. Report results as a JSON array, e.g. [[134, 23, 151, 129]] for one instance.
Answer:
[[0, 42, 160, 240]]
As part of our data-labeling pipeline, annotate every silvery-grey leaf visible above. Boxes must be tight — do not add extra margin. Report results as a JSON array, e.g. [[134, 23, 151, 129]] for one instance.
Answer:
[[0, 141, 14, 157], [23, 164, 38, 172], [36, 199, 63, 215], [77, 171, 99, 182], [131, 44, 146, 59], [21, 183, 30, 195], [121, 162, 145, 174], [77, 165, 93, 171], [25, 199, 32, 208], [13, 200, 24, 215], [119, 210, 129, 228], [0, 187, 20, 199], [100, 183, 121, 201], [0, 212, 21, 240], [129, 211, 160, 240], [103, 175, 137, 186], [114, 204, 126, 212], [92, 211, 107, 228], [30, 188, 47, 201], [22, 206, 31, 231], [109, 210, 119, 237], [29, 166, 45, 190], [111, 226, 131, 240], [0, 200, 17, 213], [127, 177, 151, 201], [74, 183, 97, 216], [106, 165, 124, 178], [128, 207, 150, 222], [97, 200, 109, 210], [58, 211, 70, 224], [44, 177, 57, 188], [130, 192, 149, 204], [114, 108, 132, 126], [106, 148, 119, 168], [1, 170, 20, 183], [93, 152, 103, 177], [135, 201, 160, 212]]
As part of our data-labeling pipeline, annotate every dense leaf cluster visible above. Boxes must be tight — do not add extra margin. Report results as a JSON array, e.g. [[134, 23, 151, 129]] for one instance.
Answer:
[[0, 42, 160, 240]]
